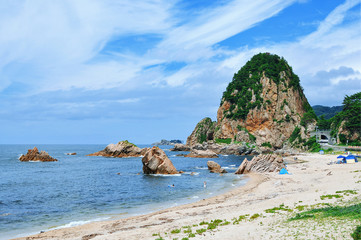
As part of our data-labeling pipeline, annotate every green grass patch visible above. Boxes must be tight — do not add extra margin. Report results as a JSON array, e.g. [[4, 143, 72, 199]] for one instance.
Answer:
[[250, 213, 261, 220], [336, 190, 358, 195], [196, 228, 207, 235], [265, 204, 293, 213], [295, 205, 308, 211], [221, 220, 231, 226], [171, 229, 181, 234], [199, 221, 208, 226], [188, 233, 196, 238], [320, 194, 342, 200], [289, 203, 361, 222], [351, 225, 361, 240]]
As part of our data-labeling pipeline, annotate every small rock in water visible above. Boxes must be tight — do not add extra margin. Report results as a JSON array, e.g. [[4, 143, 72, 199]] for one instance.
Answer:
[[65, 152, 77, 155]]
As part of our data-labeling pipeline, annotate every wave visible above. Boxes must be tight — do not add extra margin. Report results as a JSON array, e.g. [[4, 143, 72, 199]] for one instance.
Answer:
[[182, 172, 199, 175], [52, 217, 109, 230], [152, 174, 182, 177], [195, 167, 207, 170]]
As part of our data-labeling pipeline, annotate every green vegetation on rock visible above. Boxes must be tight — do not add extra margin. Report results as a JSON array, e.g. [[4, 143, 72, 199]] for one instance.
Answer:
[[193, 117, 216, 144], [221, 53, 303, 120], [215, 138, 232, 144], [330, 92, 361, 145]]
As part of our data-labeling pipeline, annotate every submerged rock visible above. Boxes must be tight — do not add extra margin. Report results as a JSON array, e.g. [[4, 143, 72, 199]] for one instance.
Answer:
[[19, 147, 57, 162], [87, 140, 146, 158], [235, 154, 285, 174], [185, 149, 218, 158], [207, 161, 227, 173], [142, 146, 178, 174]]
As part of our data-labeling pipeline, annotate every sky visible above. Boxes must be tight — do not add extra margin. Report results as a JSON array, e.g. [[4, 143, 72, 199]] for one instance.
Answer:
[[0, 0, 360, 144]]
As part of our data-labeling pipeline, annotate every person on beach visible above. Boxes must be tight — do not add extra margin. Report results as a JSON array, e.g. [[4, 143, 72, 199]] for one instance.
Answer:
[[203, 181, 207, 188]]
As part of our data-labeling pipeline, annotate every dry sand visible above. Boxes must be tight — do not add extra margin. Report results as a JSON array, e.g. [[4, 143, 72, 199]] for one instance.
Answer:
[[13, 153, 361, 240]]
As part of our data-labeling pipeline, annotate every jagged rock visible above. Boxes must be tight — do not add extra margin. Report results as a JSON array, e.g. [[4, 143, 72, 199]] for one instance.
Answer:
[[87, 140, 146, 157], [19, 147, 57, 162], [235, 154, 285, 174], [170, 144, 191, 151], [185, 149, 218, 158], [142, 146, 178, 174], [207, 161, 227, 173]]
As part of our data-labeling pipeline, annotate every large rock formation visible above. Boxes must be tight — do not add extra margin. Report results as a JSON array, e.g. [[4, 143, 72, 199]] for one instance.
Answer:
[[235, 154, 285, 174], [207, 161, 227, 173], [19, 147, 57, 162], [185, 149, 218, 158], [142, 146, 178, 174], [187, 53, 317, 150], [87, 140, 146, 157]]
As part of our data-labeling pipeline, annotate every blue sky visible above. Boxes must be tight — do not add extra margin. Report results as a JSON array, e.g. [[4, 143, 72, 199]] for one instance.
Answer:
[[0, 0, 360, 144]]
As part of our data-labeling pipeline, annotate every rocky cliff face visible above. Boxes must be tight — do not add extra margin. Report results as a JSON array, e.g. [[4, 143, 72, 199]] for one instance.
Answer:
[[187, 53, 316, 150]]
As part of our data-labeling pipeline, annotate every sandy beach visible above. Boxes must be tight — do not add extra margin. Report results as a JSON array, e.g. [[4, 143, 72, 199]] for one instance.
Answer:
[[13, 153, 361, 240]]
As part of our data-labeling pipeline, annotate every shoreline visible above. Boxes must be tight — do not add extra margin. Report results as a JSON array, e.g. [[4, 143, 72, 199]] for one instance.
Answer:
[[11, 153, 361, 240]]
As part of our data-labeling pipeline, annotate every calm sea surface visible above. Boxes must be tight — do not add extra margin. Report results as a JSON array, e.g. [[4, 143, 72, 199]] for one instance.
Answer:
[[0, 144, 249, 239]]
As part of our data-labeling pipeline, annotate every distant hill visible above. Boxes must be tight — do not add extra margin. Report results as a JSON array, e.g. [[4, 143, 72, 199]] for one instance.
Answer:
[[312, 105, 343, 119], [152, 139, 183, 145]]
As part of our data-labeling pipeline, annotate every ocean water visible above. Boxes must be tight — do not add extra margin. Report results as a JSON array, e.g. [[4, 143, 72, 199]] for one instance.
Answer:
[[0, 144, 249, 239]]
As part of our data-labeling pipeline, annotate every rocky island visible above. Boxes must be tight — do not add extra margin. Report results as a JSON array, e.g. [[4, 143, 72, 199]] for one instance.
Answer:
[[19, 147, 57, 162], [87, 140, 147, 158]]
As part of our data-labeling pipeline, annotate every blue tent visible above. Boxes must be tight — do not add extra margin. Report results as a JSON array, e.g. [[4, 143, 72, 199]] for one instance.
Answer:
[[337, 155, 346, 163], [279, 168, 289, 174], [346, 155, 358, 162]]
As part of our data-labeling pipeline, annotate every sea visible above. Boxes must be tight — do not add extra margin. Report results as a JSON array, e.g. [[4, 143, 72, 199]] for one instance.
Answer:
[[0, 144, 249, 240]]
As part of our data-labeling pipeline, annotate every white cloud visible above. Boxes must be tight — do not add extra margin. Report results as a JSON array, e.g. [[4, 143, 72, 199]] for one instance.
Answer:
[[153, 0, 296, 63], [0, 0, 174, 91]]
